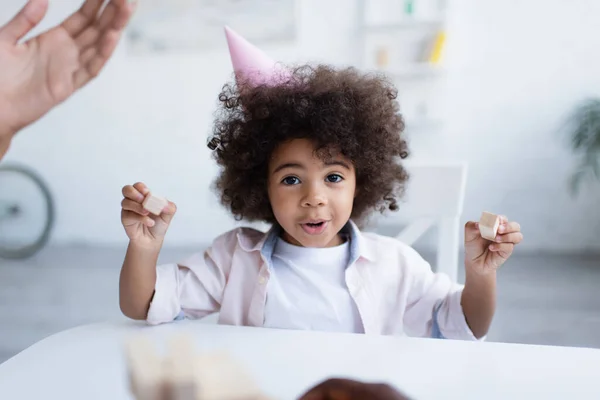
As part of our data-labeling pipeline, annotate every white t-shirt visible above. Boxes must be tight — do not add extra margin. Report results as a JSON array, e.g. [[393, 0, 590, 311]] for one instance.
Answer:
[[263, 236, 365, 333]]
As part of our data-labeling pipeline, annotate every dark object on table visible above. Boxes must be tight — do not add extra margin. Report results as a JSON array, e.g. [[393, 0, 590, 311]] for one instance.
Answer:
[[297, 378, 413, 400]]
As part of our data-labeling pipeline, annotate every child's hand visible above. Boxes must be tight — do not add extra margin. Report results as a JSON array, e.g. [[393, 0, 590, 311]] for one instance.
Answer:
[[120, 182, 176, 246], [464, 215, 523, 275]]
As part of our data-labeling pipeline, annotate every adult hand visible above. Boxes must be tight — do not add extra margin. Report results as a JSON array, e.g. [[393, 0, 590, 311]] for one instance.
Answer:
[[0, 0, 136, 148]]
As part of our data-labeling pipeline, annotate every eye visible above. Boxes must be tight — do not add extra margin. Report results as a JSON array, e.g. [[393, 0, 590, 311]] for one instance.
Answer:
[[282, 176, 300, 185], [326, 174, 343, 183]]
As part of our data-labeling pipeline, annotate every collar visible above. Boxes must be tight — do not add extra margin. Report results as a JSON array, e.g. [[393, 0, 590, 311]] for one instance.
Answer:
[[235, 219, 377, 264]]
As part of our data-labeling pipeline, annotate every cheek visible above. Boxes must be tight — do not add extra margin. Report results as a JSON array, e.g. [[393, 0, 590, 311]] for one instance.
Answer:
[[338, 181, 357, 208], [340, 189, 356, 212], [268, 184, 293, 213]]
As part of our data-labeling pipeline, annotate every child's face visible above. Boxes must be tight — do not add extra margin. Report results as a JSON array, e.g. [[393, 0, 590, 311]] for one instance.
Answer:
[[267, 138, 356, 248]]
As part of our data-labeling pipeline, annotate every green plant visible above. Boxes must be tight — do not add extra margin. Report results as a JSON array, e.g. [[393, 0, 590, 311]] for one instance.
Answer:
[[566, 98, 600, 196]]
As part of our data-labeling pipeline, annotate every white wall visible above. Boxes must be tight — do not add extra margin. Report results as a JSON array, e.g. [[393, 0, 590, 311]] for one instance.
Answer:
[[2, 0, 600, 253], [440, 0, 600, 253]]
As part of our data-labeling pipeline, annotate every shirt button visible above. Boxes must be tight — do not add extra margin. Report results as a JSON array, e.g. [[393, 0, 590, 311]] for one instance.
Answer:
[[259, 276, 266, 284]]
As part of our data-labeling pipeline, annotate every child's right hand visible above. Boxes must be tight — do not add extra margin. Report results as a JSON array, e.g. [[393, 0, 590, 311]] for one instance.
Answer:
[[120, 182, 177, 246]]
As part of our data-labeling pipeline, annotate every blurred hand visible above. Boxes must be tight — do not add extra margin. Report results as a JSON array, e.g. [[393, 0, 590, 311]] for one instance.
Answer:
[[464, 215, 523, 274], [121, 182, 176, 246], [0, 134, 10, 160], [298, 378, 412, 400], [0, 0, 136, 139]]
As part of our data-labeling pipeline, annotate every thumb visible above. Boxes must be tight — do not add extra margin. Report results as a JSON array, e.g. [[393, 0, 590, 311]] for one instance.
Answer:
[[0, 0, 48, 43], [158, 200, 177, 225]]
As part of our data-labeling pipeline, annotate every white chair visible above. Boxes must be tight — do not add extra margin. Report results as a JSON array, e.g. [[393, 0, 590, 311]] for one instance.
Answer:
[[368, 160, 468, 283]]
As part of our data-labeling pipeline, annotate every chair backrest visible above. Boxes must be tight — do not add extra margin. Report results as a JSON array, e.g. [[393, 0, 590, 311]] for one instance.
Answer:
[[367, 160, 468, 227], [396, 160, 467, 218]]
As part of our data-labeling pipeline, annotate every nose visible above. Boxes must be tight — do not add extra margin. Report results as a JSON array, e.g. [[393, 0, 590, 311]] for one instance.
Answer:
[[301, 184, 327, 207]]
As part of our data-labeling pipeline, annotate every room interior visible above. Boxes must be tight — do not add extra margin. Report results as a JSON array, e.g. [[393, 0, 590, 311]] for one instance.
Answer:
[[1, 0, 600, 397]]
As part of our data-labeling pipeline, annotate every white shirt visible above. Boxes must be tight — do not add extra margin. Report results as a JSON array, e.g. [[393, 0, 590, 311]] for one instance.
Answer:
[[263, 237, 365, 333], [147, 220, 483, 342]]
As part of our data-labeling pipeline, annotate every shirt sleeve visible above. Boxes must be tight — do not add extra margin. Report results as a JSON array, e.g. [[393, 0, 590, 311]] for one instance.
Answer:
[[401, 247, 484, 341], [146, 229, 239, 325]]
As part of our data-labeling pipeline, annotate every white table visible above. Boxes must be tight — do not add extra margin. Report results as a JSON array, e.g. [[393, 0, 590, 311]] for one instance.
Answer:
[[1, 320, 600, 400]]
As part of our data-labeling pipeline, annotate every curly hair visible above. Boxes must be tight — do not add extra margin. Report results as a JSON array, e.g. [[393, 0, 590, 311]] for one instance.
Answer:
[[209, 64, 410, 227]]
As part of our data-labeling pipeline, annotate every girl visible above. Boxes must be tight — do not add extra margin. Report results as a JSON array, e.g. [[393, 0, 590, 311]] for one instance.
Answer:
[[118, 27, 523, 340]]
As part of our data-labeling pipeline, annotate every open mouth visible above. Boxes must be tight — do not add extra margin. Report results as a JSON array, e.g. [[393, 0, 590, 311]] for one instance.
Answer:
[[301, 220, 328, 235]]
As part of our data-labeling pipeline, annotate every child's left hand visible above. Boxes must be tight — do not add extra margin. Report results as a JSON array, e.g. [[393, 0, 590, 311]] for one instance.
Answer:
[[464, 215, 523, 274]]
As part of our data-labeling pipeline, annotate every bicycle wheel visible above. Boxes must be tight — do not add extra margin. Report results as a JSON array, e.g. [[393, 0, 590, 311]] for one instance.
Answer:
[[0, 163, 55, 259]]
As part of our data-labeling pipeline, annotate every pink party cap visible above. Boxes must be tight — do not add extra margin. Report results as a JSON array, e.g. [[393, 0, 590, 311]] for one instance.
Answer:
[[224, 25, 290, 86]]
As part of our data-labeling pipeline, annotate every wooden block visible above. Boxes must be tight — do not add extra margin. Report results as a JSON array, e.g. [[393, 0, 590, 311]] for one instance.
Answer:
[[479, 211, 500, 241], [164, 335, 199, 400], [124, 336, 166, 400], [124, 334, 269, 400], [194, 352, 265, 400], [376, 47, 389, 67], [143, 193, 168, 216]]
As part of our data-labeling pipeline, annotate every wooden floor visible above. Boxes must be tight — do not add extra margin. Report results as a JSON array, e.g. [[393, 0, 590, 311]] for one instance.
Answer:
[[1, 245, 600, 364]]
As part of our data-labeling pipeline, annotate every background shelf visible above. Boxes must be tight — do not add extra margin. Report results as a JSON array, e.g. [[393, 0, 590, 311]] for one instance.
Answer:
[[356, 0, 449, 135]]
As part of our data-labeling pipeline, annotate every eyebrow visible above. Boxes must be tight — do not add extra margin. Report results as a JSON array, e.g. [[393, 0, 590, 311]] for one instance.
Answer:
[[272, 160, 351, 174]]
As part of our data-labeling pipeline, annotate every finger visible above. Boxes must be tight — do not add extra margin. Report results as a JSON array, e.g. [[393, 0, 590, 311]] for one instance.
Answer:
[[161, 201, 177, 216], [0, 0, 48, 43], [108, 0, 135, 31], [61, 0, 104, 37], [74, 30, 120, 89], [74, 25, 101, 51], [74, 0, 134, 50], [73, 0, 135, 88], [498, 221, 520, 234], [121, 198, 149, 215], [121, 183, 146, 202], [464, 221, 482, 242], [132, 182, 150, 197], [495, 232, 523, 244], [96, 1, 120, 32], [158, 201, 177, 225], [121, 210, 155, 227], [488, 242, 514, 258], [78, 40, 111, 66], [497, 214, 508, 226], [79, 46, 97, 66], [73, 2, 115, 50]]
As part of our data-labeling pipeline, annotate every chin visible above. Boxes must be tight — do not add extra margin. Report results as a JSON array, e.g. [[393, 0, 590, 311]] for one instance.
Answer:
[[292, 228, 340, 248]]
